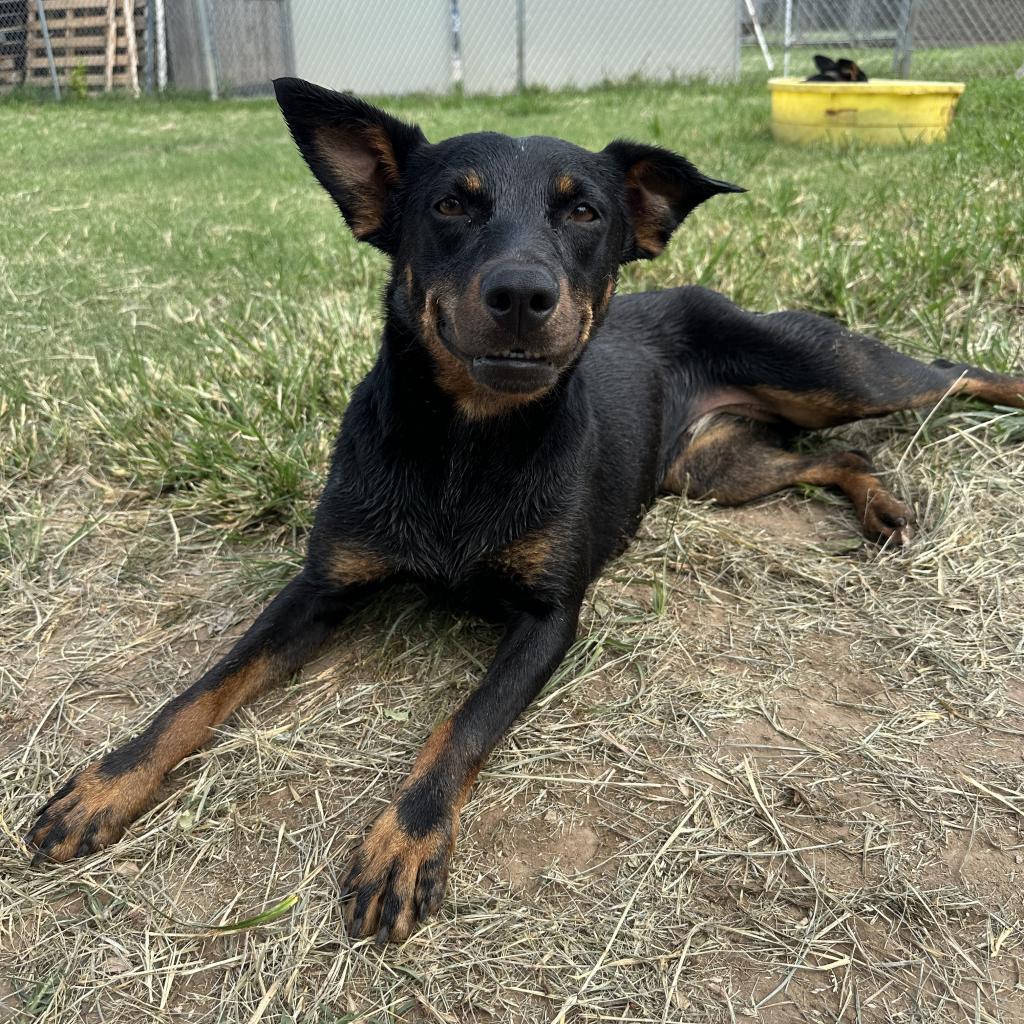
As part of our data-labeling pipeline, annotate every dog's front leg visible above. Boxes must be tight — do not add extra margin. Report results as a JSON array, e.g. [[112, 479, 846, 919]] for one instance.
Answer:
[[343, 601, 581, 943], [27, 572, 382, 865]]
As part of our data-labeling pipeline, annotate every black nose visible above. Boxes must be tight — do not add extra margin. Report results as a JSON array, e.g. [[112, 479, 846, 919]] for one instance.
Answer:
[[481, 265, 560, 336]]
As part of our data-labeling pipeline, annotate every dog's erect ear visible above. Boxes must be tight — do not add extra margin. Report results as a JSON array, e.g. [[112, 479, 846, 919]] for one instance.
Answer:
[[603, 141, 744, 261], [813, 54, 837, 74], [836, 58, 867, 82], [273, 77, 427, 253]]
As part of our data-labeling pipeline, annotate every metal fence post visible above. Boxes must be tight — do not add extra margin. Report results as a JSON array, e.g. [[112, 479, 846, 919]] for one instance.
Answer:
[[515, 0, 525, 91], [145, 0, 154, 92], [782, 0, 793, 77], [155, 0, 166, 91], [195, 0, 219, 98], [281, 0, 296, 77], [34, 0, 61, 100], [893, 0, 915, 79]]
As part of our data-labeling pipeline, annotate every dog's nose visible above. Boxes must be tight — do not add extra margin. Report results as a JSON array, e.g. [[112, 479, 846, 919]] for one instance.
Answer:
[[481, 265, 559, 336]]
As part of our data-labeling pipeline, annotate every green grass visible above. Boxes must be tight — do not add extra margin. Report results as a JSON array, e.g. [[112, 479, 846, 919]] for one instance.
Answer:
[[2, 75, 1022, 536]]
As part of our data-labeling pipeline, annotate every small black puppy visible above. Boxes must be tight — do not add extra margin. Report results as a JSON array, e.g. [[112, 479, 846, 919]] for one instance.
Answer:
[[806, 54, 869, 82], [28, 79, 1023, 945]]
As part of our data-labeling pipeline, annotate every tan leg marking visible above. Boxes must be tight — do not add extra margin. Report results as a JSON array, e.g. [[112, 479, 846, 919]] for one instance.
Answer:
[[960, 375, 1024, 409], [800, 454, 916, 546], [343, 719, 481, 942], [749, 372, 1024, 430], [663, 417, 915, 545], [28, 655, 277, 863], [490, 529, 554, 583], [327, 545, 389, 586]]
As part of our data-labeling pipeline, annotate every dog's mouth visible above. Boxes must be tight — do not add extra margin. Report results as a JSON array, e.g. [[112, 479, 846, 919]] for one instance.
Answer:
[[437, 311, 563, 395], [470, 353, 558, 394]]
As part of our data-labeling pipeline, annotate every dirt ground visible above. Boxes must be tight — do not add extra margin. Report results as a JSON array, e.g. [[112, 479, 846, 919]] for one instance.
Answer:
[[2, 407, 1023, 1023]]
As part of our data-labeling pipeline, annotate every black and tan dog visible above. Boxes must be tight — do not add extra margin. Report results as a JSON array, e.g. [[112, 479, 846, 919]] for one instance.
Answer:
[[28, 79, 1024, 943], [805, 54, 869, 82]]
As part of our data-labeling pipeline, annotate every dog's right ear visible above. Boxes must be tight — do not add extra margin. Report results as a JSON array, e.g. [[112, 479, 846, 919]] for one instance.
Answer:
[[273, 78, 427, 254]]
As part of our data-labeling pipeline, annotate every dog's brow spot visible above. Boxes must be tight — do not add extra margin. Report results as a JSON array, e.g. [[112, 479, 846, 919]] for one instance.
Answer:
[[554, 175, 576, 196], [462, 171, 483, 192]]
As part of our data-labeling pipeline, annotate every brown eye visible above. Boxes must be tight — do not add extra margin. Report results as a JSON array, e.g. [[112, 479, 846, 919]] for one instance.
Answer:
[[436, 196, 465, 216], [569, 202, 597, 223]]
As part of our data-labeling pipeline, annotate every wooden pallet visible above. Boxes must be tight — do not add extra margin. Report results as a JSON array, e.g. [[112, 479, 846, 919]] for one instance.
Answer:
[[26, 1, 146, 93], [0, 52, 23, 90]]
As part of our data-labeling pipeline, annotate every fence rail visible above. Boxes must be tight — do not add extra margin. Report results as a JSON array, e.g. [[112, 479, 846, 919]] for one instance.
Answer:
[[2, 0, 1023, 99]]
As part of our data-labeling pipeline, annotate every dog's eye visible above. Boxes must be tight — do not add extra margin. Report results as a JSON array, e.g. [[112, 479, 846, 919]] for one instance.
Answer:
[[569, 203, 598, 223], [436, 196, 466, 217]]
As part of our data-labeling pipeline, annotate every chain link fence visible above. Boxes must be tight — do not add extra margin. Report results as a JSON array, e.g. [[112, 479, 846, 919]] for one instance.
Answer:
[[2, 1, 1023, 98], [744, 0, 1024, 80]]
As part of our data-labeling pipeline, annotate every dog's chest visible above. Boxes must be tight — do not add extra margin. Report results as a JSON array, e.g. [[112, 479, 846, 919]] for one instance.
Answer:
[[402, 479, 510, 582], [355, 447, 548, 588]]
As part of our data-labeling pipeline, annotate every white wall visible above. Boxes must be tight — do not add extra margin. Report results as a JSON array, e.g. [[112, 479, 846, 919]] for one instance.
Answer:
[[460, 0, 520, 95], [289, 0, 740, 97], [289, 0, 452, 95], [462, 0, 739, 93]]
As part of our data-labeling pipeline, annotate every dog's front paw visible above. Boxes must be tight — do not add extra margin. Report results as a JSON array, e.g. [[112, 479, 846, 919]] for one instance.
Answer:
[[27, 763, 157, 866], [861, 489, 916, 547], [341, 806, 455, 944]]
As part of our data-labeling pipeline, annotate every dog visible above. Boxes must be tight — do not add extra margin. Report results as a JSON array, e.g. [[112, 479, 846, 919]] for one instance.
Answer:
[[805, 54, 869, 82], [28, 78, 1024, 944]]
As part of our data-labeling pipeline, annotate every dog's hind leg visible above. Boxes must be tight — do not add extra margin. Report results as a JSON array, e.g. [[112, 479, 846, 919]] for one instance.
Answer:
[[661, 415, 915, 545], [734, 311, 1024, 429], [674, 290, 1024, 429]]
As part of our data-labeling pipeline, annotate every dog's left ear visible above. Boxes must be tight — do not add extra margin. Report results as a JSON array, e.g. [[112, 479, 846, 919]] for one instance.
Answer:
[[273, 77, 427, 254], [603, 141, 744, 261]]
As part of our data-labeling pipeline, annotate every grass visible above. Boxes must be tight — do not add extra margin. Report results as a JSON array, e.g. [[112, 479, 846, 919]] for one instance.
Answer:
[[2, 65, 1023, 1023]]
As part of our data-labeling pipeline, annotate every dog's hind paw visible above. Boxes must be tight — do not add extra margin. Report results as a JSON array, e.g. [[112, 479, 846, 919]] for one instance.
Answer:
[[341, 805, 454, 944], [862, 490, 916, 548]]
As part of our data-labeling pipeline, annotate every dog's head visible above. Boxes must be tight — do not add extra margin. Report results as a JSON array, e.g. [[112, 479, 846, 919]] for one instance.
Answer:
[[274, 78, 743, 417], [807, 54, 868, 82]]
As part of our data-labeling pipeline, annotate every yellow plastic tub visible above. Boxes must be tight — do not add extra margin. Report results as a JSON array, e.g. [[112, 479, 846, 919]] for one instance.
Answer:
[[768, 77, 966, 145]]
